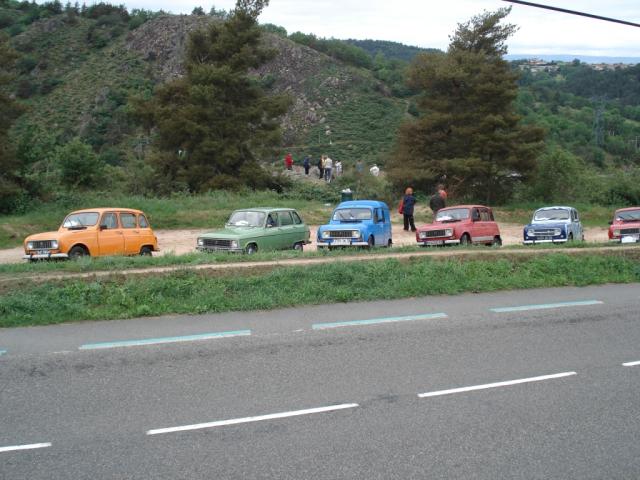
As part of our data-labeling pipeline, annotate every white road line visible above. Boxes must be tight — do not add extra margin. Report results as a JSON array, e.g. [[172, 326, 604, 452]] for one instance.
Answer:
[[490, 300, 603, 313], [313, 313, 447, 330], [147, 403, 359, 435], [623, 360, 640, 367], [79, 330, 251, 350], [418, 371, 577, 398], [0, 443, 51, 453]]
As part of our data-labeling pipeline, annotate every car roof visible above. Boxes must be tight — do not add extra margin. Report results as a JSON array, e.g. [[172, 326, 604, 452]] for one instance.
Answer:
[[69, 208, 145, 215], [439, 205, 491, 210], [233, 207, 297, 213], [615, 206, 640, 212], [335, 200, 388, 208], [535, 206, 575, 211]]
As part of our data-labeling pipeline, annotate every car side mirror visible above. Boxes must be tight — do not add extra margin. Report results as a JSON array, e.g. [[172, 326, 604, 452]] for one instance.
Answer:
[[608, 221, 613, 225], [99, 224, 108, 231]]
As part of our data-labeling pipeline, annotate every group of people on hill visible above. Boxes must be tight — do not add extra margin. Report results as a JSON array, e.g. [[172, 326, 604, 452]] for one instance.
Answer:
[[399, 184, 447, 232], [283, 153, 343, 182]]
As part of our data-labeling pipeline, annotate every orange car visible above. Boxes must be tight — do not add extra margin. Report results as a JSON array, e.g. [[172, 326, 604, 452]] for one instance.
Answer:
[[23, 208, 159, 260]]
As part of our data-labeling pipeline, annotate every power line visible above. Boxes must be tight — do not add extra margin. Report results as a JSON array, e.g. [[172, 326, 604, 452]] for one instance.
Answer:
[[502, 0, 640, 28]]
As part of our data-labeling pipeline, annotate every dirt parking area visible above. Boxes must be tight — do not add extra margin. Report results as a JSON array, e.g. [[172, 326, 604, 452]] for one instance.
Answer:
[[0, 223, 610, 264]]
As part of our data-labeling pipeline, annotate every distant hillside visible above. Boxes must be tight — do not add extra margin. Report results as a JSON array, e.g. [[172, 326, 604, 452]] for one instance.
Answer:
[[506, 54, 639, 64], [345, 39, 441, 62]]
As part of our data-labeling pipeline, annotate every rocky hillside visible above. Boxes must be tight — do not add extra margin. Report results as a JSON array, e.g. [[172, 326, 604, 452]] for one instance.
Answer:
[[6, 11, 407, 167]]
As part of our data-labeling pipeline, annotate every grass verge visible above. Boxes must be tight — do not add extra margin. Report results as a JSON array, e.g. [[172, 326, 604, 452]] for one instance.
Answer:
[[1, 252, 638, 328]]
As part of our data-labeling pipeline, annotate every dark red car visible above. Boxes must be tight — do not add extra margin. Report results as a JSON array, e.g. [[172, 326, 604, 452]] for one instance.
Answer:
[[608, 207, 640, 243], [416, 205, 502, 246]]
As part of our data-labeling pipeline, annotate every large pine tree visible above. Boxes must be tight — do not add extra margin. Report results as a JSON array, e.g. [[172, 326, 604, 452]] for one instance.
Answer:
[[137, 0, 290, 192], [0, 33, 26, 212], [388, 8, 545, 203]]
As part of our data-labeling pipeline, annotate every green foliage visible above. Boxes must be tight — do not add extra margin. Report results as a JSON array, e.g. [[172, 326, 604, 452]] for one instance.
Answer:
[[261, 22, 286, 37], [388, 8, 545, 204], [1, 253, 638, 326], [345, 39, 439, 63], [136, 2, 291, 192], [289, 31, 373, 69], [53, 138, 105, 188]]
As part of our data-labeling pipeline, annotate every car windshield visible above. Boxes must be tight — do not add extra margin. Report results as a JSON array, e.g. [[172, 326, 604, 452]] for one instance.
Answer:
[[226, 211, 266, 227], [62, 212, 99, 228], [435, 208, 469, 222], [533, 208, 570, 221], [332, 208, 372, 222], [616, 209, 640, 222]]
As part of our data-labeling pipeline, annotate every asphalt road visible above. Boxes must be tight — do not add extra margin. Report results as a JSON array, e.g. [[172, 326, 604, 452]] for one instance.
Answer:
[[1, 284, 639, 479]]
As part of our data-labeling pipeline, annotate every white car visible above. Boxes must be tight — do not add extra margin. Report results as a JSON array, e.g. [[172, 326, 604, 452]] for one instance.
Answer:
[[523, 206, 584, 244]]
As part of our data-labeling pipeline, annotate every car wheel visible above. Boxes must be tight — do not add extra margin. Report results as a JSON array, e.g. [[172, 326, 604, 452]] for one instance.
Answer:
[[568, 233, 574, 241], [68, 245, 88, 259], [366, 236, 374, 249], [293, 242, 304, 252], [387, 239, 392, 248], [140, 246, 153, 256], [245, 243, 258, 255], [460, 234, 471, 246], [492, 236, 502, 247]]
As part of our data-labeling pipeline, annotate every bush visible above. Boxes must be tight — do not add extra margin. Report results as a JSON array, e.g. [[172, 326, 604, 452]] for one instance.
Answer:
[[54, 138, 105, 188]]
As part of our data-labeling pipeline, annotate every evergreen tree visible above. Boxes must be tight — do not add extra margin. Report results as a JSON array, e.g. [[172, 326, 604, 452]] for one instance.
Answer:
[[136, 0, 290, 192], [0, 33, 26, 212], [388, 8, 545, 203]]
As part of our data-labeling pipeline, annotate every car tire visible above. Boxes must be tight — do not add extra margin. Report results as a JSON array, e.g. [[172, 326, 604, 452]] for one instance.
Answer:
[[568, 233, 574, 241], [293, 242, 304, 252], [460, 234, 471, 246], [68, 245, 88, 259], [245, 243, 258, 255], [492, 236, 502, 247], [140, 246, 153, 256], [366, 236, 374, 249], [387, 239, 392, 248]]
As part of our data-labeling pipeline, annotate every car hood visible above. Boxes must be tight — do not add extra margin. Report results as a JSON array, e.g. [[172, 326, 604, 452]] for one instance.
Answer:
[[417, 223, 458, 231], [526, 221, 567, 228], [612, 220, 640, 227], [24, 231, 61, 242], [318, 224, 365, 231], [200, 227, 264, 239]]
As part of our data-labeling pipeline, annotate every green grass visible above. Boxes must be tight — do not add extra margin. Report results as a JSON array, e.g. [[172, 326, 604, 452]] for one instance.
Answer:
[[1, 252, 638, 327], [0, 190, 332, 249]]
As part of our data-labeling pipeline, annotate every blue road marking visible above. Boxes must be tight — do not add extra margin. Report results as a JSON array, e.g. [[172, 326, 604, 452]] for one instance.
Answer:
[[79, 330, 251, 350], [490, 300, 603, 313], [312, 313, 447, 330]]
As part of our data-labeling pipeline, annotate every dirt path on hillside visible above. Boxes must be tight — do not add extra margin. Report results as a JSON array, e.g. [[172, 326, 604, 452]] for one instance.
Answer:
[[0, 223, 611, 264]]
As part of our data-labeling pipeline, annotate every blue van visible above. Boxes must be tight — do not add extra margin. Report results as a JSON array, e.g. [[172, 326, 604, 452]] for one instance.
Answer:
[[317, 200, 392, 249]]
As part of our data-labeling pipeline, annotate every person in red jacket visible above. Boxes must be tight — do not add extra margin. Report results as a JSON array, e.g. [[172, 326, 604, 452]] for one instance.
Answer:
[[284, 153, 293, 170]]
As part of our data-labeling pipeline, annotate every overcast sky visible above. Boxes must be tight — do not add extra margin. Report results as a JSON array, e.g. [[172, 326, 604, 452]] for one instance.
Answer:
[[122, 0, 639, 57]]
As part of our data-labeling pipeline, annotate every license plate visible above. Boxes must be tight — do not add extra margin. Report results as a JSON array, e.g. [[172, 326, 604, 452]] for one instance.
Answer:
[[332, 238, 351, 246], [621, 235, 639, 243], [424, 240, 444, 246], [37, 250, 50, 255], [536, 236, 552, 241]]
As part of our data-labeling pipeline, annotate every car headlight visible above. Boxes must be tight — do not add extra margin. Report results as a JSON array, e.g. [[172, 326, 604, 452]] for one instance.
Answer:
[[352, 230, 360, 238], [613, 229, 620, 237], [553, 228, 562, 236], [197, 238, 204, 246], [444, 228, 453, 237], [527, 229, 535, 237], [231, 240, 238, 248], [322, 231, 330, 239], [51, 240, 59, 249], [419, 232, 427, 239], [27, 241, 34, 250]]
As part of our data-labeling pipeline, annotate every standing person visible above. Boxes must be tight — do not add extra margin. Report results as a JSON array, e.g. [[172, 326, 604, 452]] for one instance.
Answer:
[[324, 155, 333, 182], [318, 156, 324, 179], [284, 153, 293, 170], [303, 155, 310, 175], [401, 187, 417, 232], [369, 164, 380, 177], [429, 185, 445, 215], [437, 183, 448, 201], [335, 160, 342, 176]]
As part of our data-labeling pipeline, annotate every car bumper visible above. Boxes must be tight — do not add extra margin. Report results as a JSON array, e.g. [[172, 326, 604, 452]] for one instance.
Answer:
[[419, 239, 459, 245], [317, 241, 369, 247], [523, 239, 567, 244], [611, 236, 640, 243], [23, 253, 69, 260], [196, 246, 244, 253]]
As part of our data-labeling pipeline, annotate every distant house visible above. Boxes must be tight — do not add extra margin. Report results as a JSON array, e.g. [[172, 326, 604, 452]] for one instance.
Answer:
[[518, 58, 559, 74]]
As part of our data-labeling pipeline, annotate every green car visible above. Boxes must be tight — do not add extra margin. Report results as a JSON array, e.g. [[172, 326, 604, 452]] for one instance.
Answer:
[[196, 208, 311, 254]]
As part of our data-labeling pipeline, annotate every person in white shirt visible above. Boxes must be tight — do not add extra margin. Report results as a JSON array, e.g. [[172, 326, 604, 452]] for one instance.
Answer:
[[335, 160, 342, 176], [324, 156, 333, 182], [370, 164, 380, 177]]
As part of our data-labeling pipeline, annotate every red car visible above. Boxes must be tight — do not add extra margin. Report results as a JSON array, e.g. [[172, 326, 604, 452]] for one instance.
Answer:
[[608, 207, 640, 243], [416, 205, 502, 246]]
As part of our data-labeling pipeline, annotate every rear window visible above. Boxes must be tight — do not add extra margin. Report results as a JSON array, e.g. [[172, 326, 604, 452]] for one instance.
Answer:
[[139, 214, 149, 228], [292, 212, 302, 225], [280, 211, 294, 226], [120, 213, 137, 228]]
